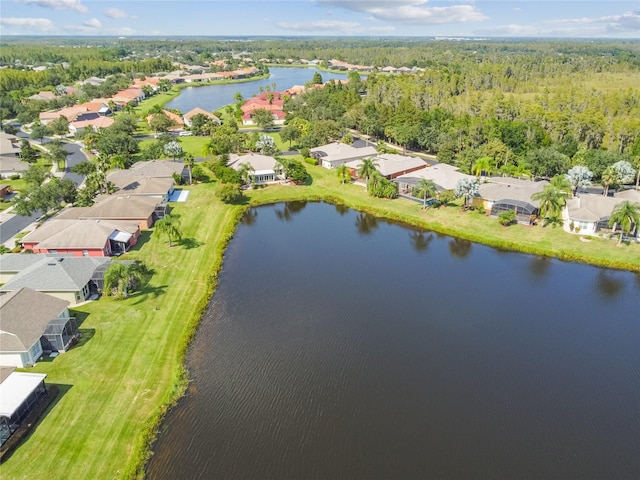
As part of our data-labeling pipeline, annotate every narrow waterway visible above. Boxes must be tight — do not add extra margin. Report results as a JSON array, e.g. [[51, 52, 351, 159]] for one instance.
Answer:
[[147, 202, 640, 480]]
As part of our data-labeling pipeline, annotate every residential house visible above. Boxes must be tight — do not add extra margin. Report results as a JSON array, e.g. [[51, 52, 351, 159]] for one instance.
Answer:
[[146, 110, 184, 132], [69, 116, 114, 135], [310, 142, 378, 169], [77, 101, 111, 116], [0, 184, 13, 199], [21, 218, 141, 256], [228, 153, 283, 184], [0, 254, 111, 305], [132, 77, 160, 91], [55, 195, 164, 229], [110, 87, 144, 106], [564, 190, 639, 237], [27, 91, 56, 101], [80, 76, 106, 86], [474, 177, 550, 224], [241, 92, 286, 126], [394, 163, 473, 194], [344, 153, 427, 180], [183, 107, 221, 127], [106, 160, 185, 201], [39, 106, 90, 125], [0, 288, 74, 368], [0, 254, 47, 284], [0, 133, 26, 179]]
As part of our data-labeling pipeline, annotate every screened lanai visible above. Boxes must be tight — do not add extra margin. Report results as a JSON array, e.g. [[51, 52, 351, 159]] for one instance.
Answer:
[[43, 317, 78, 352], [490, 199, 538, 224]]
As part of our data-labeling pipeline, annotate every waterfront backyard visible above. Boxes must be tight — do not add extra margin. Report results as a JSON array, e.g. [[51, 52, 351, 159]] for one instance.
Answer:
[[2, 164, 639, 479]]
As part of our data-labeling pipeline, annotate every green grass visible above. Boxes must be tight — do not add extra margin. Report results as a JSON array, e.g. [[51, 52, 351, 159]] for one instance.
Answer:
[[3, 164, 638, 480]]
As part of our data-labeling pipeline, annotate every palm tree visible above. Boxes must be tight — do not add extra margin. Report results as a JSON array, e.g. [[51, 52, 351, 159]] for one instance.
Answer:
[[550, 174, 572, 197], [103, 262, 144, 299], [357, 157, 379, 191], [154, 214, 182, 247], [532, 185, 566, 226], [608, 201, 640, 245], [336, 164, 350, 184], [233, 92, 243, 103], [472, 156, 493, 180], [413, 178, 438, 210], [601, 166, 619, 196], [183, 153, 195, 184]]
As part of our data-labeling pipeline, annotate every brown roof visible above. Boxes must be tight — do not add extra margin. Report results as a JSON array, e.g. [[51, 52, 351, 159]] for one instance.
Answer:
[[183, 107, 219, 121], [0, 288, 69, 352], [22, 218, 139, 249]]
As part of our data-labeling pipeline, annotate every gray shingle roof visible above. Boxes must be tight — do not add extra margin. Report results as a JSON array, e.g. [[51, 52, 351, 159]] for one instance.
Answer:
[[0, 288, 69, 352], [478, 177, 549, 207], [0, 253, 54, 273], [0, 256, 110, 292], [21, 219, 139, 249]]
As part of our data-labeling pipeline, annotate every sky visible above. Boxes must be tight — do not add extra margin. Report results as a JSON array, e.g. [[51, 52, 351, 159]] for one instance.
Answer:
[[0, 0, 639, 38]]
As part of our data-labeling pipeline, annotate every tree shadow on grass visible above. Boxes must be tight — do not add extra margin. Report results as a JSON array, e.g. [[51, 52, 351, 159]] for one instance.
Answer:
[[131, 284, 168, 306], [128, 231, 152, 252], [179, 237, 202, 249]]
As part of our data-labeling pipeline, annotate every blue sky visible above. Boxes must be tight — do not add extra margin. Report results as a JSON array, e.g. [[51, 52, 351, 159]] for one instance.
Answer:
[[1, 0, 639, 38]]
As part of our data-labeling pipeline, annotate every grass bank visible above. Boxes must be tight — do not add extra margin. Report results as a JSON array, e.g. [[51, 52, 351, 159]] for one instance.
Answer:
[[2, 163, 638, 480]]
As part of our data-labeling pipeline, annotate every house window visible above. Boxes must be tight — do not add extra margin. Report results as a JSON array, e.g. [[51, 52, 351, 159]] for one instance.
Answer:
[[50, 249, 57, 254], [82, 250, 89, 256]]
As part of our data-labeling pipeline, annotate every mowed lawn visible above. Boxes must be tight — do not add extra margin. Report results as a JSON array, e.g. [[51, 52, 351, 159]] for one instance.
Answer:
[[3, 164, 639, 480]]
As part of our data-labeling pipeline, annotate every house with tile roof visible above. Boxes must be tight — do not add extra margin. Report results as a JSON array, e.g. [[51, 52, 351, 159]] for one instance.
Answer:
[[183, 107, 221, 127], [146, 110, 184, 132], [564, 190, 639, 238], [27, 91, 56, 102], [241, 92, 286, 126], [69, 115, 114, 135], [21, 218, 140, 256], [0, 255, 110, 305], [39, 106, 91, 125], [0, 288, 73, 368]]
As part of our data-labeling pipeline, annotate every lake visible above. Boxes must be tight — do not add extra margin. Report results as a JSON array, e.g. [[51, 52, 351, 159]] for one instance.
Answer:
[[147, 202, 640, 480], [164, 67, 354, 113]]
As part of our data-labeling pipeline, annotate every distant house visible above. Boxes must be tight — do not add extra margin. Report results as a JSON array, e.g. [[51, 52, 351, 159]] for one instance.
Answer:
[[69, 115, 114, 135], [21, 218, 141, 256], [107, 160, 185, 201], [0, 254, 111, 305], [55, 195, 164, 230], [0, 133, 26, 179], [111, 87, 144, 104], [0, 370, 49, 447], [39, 106, 91, 125], [241, 92, 286, 126], [344, 153, 427, 180], [0, 184, 12, 199], [0, 287, 74, 368], [228, 153, 283, 184], [77, 101, 111, 116], [146, 110, 184, 132], [475, 177, 550, 224], [27, 91, 56, 102], [394, 163, 472, 195], [310, 142, 378, 169], [183, 107, 221, 127]]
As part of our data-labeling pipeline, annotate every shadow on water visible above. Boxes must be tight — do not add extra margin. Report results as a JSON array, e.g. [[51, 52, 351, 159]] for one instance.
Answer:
[[274, 201, 307, 222], [595, 270, 625, 300], [528, 256, 552, 281], [409, 230, 434, 253], [448, 237, 472, 258], [242, 208, 259, 226], [334, 203, 349, 216], [355, 211, 379, 236]]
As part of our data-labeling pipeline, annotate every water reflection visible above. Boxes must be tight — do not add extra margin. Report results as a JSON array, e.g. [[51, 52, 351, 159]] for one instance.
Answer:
[[274, 201, 307, 222], [595, 270, 625, 300], [242, 208, 258, 226], [528, 256, 552, 281], [334, 203, 349, 216], [409, 230, 434, 253], [448, 237, 472, 258], [355, 212, 379, 235]]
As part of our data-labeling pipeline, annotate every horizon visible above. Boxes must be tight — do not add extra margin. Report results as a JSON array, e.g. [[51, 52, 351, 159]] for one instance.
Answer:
[[1, 1, 638, 39]]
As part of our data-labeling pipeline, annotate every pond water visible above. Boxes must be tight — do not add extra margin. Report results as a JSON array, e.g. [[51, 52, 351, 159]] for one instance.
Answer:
[[147, 202, 640, 480], [164, 67, 353, 113]]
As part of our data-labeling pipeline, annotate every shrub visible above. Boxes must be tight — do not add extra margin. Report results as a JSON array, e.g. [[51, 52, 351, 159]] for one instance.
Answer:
[[304, 157, 317, 166], [498, 210, 517, 226], [216, 183, 243, 203], [9, 174, 21, 180]]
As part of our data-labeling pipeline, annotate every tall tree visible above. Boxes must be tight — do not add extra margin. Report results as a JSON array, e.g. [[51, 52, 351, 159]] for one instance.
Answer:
[[454, 177, 479, 209], [608, 201, 640, 245], [532, 185, 566, 226], [413, 178, 438, 209], [336, 163, 350, 185], [154, 214, 182, 247], [566, 165, 593, 196], [472, 156, 493, 180], [183, 153, 195, 185], [357, 157, 379, 191]]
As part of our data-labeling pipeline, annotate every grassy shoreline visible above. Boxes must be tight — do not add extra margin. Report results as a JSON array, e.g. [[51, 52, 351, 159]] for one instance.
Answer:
[[2, 166, 638, 480]]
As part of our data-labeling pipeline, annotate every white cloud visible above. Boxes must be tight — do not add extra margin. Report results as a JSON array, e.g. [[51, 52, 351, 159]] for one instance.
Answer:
[[545, 9, 640, 33], [83, 18, 101, 29], [105, 7, 128, 19], [277, 19, 395, 34], [17, 0, 88, 13], [0, 16, 56, 32], [316, 0, 487, 24]]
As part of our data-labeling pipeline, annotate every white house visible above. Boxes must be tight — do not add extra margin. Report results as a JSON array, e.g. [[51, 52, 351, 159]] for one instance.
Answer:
[[228, 153, 283, 185], [310, 142, 378, 169]]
